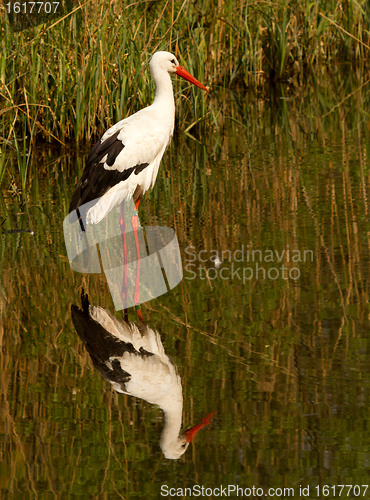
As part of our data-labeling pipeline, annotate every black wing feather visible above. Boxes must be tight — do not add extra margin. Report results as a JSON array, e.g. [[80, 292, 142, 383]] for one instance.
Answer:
[[68, 130, 149, 220], [71, 291, 152, 387]]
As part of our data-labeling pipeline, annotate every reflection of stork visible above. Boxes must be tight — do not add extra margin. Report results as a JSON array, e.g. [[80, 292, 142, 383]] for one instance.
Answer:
[[71, 291, 216, 459]]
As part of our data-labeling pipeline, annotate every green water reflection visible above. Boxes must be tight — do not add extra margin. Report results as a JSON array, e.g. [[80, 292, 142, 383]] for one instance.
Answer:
[[1, 75, 370, 498]]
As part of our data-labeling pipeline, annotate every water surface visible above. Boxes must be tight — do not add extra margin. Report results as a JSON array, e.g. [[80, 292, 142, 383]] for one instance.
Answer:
[[1, 72, 370, 498]]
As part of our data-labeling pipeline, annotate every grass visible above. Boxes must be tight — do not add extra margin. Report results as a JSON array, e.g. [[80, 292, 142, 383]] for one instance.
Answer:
[[0, 0, 370, 149]]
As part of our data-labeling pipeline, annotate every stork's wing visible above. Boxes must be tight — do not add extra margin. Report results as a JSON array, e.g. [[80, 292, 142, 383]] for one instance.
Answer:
[[71, 291, 154, 386], [69, 109, 170, 216]]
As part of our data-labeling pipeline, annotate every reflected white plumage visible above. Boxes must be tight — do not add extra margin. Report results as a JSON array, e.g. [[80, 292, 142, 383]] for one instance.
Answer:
[[71, 291, 215, 459], [69, 51, 208, 228]]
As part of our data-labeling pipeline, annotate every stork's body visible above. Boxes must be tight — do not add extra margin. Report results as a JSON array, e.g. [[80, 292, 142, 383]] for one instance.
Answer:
[[71, 291, 215, 459], [69, 51, 207, 227]]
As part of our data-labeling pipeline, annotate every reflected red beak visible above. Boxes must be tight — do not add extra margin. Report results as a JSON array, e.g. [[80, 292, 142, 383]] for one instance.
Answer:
[[175, 65, 209, 91], [185, 411, 217, 443]]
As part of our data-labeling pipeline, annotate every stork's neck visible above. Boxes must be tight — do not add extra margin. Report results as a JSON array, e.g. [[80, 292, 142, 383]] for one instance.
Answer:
[[159, 403, 183, 451], [151, 67, 175, 115]]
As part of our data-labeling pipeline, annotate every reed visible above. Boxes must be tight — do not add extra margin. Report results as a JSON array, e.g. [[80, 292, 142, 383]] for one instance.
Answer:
[[0, 0, 370, 150]]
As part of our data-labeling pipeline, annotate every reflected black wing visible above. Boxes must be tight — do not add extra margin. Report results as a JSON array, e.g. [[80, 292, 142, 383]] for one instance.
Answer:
[[71, 291, 152, 385]]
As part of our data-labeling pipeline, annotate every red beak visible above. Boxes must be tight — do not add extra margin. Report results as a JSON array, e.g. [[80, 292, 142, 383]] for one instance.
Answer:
[[184, 411, 217, 443], [175, 65, 209, 91]]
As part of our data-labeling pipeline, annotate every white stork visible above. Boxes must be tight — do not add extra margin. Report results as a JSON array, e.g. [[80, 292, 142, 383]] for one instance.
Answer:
[[71, 290, 216, 460], [68, 51, 208, 229]]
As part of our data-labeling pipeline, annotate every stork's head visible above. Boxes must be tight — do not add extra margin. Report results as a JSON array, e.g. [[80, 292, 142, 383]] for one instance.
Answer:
[[161, 411, 217, 460], [150, 51, 208, 91], [161, 435, 189, 460]]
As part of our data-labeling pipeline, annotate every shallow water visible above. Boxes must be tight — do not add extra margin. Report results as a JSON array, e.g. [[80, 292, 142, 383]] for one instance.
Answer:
[[1, 77, 370, 499]]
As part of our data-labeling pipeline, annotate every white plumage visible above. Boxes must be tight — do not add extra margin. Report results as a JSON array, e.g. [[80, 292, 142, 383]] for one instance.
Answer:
[[72, 292, 187, 459], [91, 307, 187, 459], [69, 51, 207, 228], [72, 292, 216, 459]]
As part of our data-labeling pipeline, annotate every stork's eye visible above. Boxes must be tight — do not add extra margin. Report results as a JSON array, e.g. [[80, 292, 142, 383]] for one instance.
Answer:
[[171, 59, 176, 64], [181, 443, 187, 448]]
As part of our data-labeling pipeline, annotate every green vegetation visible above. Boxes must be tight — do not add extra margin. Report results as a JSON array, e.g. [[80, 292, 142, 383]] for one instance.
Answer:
[[1, 0, 370, 148]]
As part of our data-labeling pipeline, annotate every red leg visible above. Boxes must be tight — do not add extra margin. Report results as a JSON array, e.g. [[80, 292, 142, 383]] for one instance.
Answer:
[[131, 197, 144, 322], [119, 201, 128, 322]]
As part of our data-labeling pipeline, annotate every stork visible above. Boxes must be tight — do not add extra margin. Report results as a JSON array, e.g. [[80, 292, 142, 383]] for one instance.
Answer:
[[68, 51, 208, 318], [68, 51, 208, 228], [71, 290, 216, 460]]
